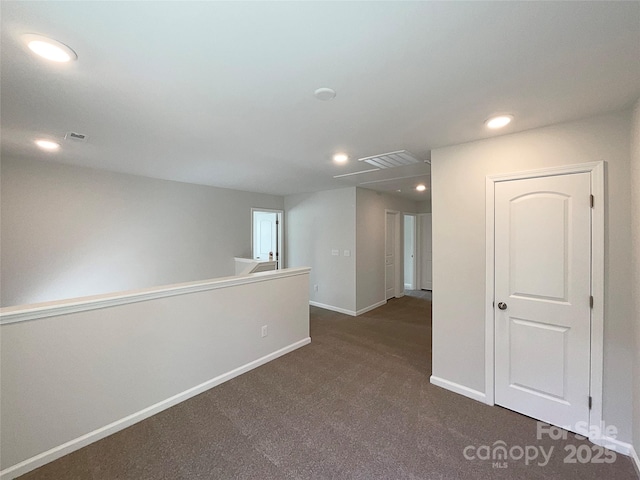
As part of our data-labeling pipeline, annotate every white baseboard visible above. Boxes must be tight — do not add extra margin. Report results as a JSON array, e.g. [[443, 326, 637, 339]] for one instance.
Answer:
[[430, 375, 488, 404], [309, 301, 356, 316], [356, 300, 387, 316], [309, 300, 387, 317], [631, 443, 640, 479], [0, 337, 311, 480], [590, 435, 633, 456], [590, 435, 640, 477]]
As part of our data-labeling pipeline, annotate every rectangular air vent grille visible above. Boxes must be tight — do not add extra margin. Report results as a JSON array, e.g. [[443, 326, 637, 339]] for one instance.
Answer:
[[358, 150, 421, 169], [65, 132, 88, 142]]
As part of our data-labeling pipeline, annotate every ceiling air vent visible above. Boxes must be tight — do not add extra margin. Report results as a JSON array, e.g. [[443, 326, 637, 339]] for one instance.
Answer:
[[358, 150, 422, 169], [65, 132, 88, 142]]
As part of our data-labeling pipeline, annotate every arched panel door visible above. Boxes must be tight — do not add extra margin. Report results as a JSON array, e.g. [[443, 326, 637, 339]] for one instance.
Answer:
[[494, 172, 591, 433]]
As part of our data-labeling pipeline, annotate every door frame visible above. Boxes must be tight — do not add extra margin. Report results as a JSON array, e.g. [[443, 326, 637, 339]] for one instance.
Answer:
[[403, 213, 417, 290], [385, 209, 403, 299], [485, 161, 604, 440], [251, 208, 284, 269]]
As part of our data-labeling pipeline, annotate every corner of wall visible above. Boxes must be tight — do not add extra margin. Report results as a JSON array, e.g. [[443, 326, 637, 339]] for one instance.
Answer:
[[630, 97, 640, 470], [285, 188, 357, 313]]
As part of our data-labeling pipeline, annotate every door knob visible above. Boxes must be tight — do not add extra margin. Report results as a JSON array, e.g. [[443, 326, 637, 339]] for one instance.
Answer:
[[498, 302, 508, 310]]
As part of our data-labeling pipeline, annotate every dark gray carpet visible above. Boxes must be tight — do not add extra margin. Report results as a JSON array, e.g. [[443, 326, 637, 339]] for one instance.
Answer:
[[19, 293, 637, 479]]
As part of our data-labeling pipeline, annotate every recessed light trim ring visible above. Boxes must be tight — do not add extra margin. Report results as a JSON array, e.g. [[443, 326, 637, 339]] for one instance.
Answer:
[[23, 34, 77, 62], [333, 153, 349, 164], [485, 114, 514, 129], [35, 139, 61, 151]]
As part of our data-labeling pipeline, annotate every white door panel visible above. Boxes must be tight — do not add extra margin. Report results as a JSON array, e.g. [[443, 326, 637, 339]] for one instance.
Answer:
[[258, 219, 274, 258], [254, 212, 276, 260], [495, 172, 591, 433], [510, 193, 570, 300]]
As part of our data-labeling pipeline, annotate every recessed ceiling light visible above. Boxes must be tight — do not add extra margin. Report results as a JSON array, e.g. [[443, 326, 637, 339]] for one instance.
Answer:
[[416, 184, 426, 192], [314, 88, 336, 101], [333, 153, 349, 164], [485, 114, 513, 129], [35, 139, 61, 151], [23, 34, 77, 62]]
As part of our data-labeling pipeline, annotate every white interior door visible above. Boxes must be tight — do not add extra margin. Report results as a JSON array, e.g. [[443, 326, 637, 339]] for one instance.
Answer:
[[419, 213, 432, 290], [385, 211, 398, 300], [494, 172, 591, 433], [252, 210, 282, 268]]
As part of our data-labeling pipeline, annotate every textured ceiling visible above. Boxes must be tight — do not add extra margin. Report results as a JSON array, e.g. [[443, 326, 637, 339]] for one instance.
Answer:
[[1, 1, 639, 201]]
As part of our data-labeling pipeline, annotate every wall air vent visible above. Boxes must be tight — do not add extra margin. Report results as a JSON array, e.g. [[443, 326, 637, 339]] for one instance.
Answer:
[[64, 132, 88, 142], [358, 150, 422, 169]]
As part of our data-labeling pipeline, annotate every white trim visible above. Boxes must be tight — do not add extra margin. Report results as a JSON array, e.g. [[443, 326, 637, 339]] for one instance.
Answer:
[[630, 444, 640, 479], [308, 299, 387, 317], [485, 175, 496, 405], [0, 337, 311, 480], [356, 300, 387, 316], [590, 435, 634, 456], [590, 436, 640, 478], [309, 301, 356, 316], [588, 161, 605, 434], [0, 267, 311, 325], [430, 376, 488, 404], [485, 161, 604, 181], [484, 161, 605, 437]]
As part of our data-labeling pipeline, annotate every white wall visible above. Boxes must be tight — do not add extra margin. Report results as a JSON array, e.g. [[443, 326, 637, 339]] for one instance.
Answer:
[[417, 199, 432, 213], [431, 111, 634, 444], [355, 188, 419, 312], [285, 188, 356, 313], [1, 269, 310, 477], [631, 98, 640, 460], [418, 213, 433, 290], [0, 157, 284, 307]]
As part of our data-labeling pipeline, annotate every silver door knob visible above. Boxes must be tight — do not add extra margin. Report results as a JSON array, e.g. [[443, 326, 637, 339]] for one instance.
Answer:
[[498, 302, 507, 310]]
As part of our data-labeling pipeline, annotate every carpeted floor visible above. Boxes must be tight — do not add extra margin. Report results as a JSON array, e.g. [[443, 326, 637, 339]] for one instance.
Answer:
[[19, 293, 637, 479]]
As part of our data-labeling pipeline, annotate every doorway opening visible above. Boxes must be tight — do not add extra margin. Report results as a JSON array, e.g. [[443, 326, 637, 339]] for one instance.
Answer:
[[403, 214, 417, 291], [251, 209, 283, 269]]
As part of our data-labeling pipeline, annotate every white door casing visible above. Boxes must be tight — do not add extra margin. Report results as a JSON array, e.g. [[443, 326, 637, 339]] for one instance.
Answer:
[[484, 162, 606, 445], [494, 173, 591, 433]]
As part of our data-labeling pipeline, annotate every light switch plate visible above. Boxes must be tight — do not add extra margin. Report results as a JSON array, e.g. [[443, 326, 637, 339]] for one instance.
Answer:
[[343, 250, 351, 257], [332, 249, 339, 256]]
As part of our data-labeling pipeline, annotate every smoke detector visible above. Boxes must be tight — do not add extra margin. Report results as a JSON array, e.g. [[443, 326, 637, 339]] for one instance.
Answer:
[[314, 87, 336, 101]]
